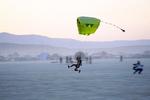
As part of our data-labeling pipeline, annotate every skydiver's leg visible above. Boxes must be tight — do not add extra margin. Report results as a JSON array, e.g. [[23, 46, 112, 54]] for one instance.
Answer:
[[138, 69, 143, 74], [133, 67, 136, 70], [74, 67, 81, 73], [75, 64, 81, 73], [70, 64, 77, 67], [68, 64, 77, 68], [74, 64, 79, 71], [78, 69, 81, 73], [74, 67, 78, 71], [133, 69, 138, 74]]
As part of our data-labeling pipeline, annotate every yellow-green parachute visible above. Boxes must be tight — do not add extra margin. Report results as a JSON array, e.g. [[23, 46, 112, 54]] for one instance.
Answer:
[[77, 16, 100, 36], [77, 16, 125, 36]]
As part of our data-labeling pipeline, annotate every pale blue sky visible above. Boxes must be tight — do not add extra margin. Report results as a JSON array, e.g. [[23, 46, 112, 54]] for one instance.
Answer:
[[0, 0, 150, 41]]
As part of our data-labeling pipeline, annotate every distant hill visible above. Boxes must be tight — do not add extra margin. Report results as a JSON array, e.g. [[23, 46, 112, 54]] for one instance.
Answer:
[[0, 43, 150, 57], [0, 32, 150, 57], [89, 45, 150, 55], [0, 43, 73, 56], [0, 32, 150, 48]]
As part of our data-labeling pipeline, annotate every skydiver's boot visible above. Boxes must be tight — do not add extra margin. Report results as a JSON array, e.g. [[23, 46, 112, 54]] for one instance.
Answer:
[[79, 70, 81, 73], [68, 65, 70, 69]]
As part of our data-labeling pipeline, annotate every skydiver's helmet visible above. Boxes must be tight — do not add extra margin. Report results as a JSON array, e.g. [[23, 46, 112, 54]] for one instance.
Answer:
[[76, 56, 81, 60], [137, 61, 141, 65]]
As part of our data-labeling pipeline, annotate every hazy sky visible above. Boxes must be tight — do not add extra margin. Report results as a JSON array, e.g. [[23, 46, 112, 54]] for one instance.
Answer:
[[0, 0, 150, 41]]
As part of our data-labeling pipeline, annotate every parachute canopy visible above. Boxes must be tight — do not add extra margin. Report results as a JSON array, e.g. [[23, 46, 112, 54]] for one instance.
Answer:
[[77, 16, 125, 36], [77, 16, 100, 36]]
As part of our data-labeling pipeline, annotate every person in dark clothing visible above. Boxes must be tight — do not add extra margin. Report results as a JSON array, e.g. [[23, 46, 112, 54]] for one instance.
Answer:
[[133, 61, 143, 74], [89, 56, 92, 64], [68, 56, 82, 73], [66, 56, 69, 63], [120, 55, 123, 62], [59, 57, 63, 63]]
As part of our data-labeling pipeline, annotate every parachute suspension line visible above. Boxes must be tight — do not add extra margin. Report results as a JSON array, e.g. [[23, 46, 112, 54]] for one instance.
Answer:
[[101, 20, 125, 32]]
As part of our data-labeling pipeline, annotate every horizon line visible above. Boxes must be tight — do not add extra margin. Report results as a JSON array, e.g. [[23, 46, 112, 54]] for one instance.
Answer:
[[0, 32, 150, 42]]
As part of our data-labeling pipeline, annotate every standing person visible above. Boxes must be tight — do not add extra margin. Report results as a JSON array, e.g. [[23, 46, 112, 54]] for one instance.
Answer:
[[59, 57, 63, 64], [66, 56, 69, 63], [133, 61, 143, 74], [89, 56, 92, 64], [120, 55, 123, 62], [85, 57, 88, 64], [69, 56, 73, 63], [68, 56, 82, 73]]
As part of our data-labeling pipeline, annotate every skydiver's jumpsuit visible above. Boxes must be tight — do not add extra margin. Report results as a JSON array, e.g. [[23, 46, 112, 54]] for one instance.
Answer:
[[133, 62, 143, 74], [68, 57, 82, 71]]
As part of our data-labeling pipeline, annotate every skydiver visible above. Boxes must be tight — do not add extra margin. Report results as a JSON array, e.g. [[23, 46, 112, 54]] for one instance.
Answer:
[[133, 61, 144, 74], [68, 56, 82, 73]]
